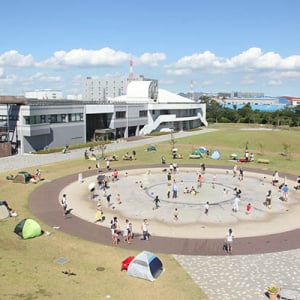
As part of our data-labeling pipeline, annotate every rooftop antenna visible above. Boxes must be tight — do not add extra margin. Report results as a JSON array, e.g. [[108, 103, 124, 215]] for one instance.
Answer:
[[190, 80, 194, 100], [129, 59, 133, 80]]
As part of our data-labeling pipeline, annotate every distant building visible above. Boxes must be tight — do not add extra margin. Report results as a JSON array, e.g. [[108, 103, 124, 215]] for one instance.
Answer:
[[279, 96, 300, 106], [231, 91, 264, 98], [25, 89, 63, 100]]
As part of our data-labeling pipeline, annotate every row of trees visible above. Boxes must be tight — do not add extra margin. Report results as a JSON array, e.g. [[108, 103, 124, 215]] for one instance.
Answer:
[[200, 96, 300, 126]]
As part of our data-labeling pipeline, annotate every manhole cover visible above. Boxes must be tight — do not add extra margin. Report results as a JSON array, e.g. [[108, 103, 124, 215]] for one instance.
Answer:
[[54, 257, 69, 264], [96, 267, 105, 272]]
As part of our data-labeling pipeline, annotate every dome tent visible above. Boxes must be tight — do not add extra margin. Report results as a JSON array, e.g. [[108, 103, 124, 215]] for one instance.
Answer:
[[0, 201, 10, 220], [146, 144, 156, 152], [14, 218, 42, 239], [127, 250, 164, 281], [211, 150, 221, 160]]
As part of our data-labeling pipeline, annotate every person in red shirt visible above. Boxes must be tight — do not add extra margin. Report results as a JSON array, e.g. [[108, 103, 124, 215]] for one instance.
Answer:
[[246, 203, 252, 214]]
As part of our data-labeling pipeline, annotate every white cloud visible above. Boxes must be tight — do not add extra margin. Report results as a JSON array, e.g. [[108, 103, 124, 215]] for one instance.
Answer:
[[268, 79, 282, 86], [38, 47, 130, 68], [138, 52, 166, 66], [201, 80, 214, 86], [0, 50, 34, 67], [167, 47, 300, 74], [28, 72, 60, 82]]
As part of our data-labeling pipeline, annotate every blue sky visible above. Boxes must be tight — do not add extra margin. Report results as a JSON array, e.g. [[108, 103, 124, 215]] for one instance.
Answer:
[[1, 0, 300, 97]]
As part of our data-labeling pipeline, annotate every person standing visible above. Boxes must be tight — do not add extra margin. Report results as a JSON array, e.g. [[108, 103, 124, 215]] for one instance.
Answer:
[[204, 201, 209, 215], [282, 184, 289, 201], [232, 196, 240, 213], [246, 203, 252, 214], [141, 219, 150, 240], [172, 181, 178, 199], [226, 228, 234, 254], [113, 169, 119, 181], [106, 158, 110, 170], [61, 194, 68, 215]]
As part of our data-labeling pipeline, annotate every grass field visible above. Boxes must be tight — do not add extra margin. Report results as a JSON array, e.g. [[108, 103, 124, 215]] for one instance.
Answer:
[[1, 125, 299, 300]]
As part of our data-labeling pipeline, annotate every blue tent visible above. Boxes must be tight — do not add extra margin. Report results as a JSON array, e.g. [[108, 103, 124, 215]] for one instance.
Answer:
[[127, 251, 164, 281], [211, 150, 221, 160]]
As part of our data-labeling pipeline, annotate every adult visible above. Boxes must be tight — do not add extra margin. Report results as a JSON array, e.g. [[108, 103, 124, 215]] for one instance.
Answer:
[[233, 164, 238, 177], [232, 196, 240, 213], [123, 219, 131, 244], [172, 181, 178, 199], [61, 194, 68, 215], [141, 219, 150, 240], [226, 228, 234, 254], [272, 170, 279, 186]]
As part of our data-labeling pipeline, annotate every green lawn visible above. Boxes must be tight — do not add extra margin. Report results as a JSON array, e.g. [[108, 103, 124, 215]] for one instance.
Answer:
[[1, 125, 299, 300]]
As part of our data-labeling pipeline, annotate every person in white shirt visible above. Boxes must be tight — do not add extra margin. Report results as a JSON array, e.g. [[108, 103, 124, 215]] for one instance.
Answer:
[[226, 228, 234, 254]]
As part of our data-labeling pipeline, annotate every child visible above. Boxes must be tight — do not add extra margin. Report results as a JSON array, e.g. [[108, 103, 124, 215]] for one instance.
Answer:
[[116, 193, 122, 205], [112, 230, 119, 245], [246, 203, 252, 214], [204, 201, 209, 215], [174, 208, 179, 221]]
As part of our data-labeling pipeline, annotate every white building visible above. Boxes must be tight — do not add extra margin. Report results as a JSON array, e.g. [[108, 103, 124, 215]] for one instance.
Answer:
[[25, 89, 63, 100], [0, 79, 206, 156]]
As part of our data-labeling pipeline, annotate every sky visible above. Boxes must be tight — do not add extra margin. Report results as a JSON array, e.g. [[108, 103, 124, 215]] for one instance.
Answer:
[[1, 0, 300, 97]]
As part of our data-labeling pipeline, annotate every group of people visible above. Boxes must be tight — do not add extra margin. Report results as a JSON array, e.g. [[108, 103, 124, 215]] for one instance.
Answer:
[[110, 217, 133, 245]]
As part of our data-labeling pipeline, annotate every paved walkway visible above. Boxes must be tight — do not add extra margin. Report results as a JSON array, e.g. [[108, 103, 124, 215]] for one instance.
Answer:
[[2, 129, 300, 299]]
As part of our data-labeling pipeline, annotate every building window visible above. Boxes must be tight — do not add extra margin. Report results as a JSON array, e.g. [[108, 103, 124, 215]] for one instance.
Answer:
[[68, 113, 84, 122], [139, 110, 147, 117], [116, 111, 126, 119], [50, 115, 58, 123], [0, 115, 8, 121], [61, 114, 67, 122]]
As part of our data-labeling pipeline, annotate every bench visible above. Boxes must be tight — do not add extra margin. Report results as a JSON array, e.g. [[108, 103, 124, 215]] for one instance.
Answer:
[[257, 159, 270, 164], [189, 154, 202, 159]]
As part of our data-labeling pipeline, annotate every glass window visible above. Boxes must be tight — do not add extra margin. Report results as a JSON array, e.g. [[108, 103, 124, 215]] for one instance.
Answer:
[[139, 110, 147, 117], [116, 111, 126, 119]]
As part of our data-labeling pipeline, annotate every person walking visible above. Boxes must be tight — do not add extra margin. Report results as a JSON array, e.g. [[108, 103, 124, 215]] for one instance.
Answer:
[[225, 228, 234, 254], [265, 190, 272, 207], [153, 195, 160, 210]]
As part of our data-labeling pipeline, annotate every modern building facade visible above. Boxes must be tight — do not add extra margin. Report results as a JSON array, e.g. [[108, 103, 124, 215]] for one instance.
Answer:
[[0, 80, 206, 156]]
